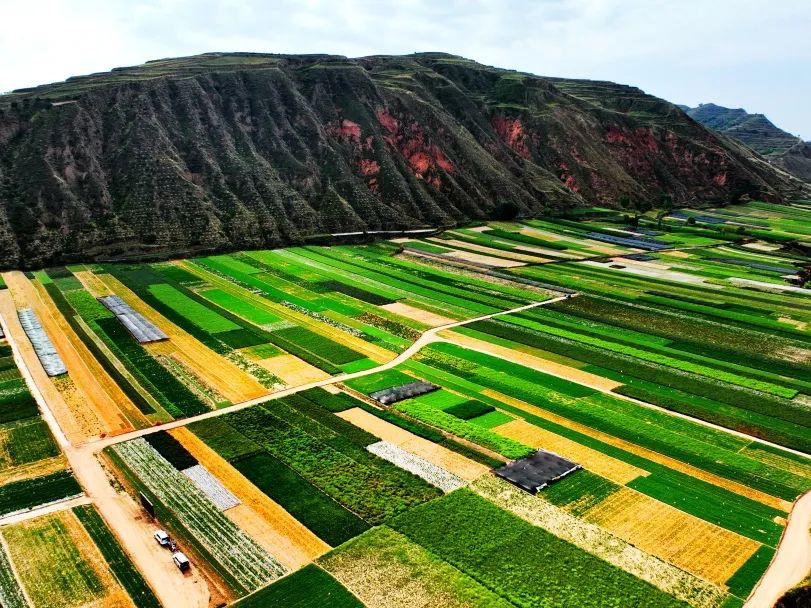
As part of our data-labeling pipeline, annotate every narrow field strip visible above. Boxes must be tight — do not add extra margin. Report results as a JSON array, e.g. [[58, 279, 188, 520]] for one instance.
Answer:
[[366, 441, 465, 493], [441, 329, 623, 390], [494, 418, 649, 484]]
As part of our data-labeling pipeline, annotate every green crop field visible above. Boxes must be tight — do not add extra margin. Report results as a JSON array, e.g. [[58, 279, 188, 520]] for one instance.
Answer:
[[3, 200, 811, 608]]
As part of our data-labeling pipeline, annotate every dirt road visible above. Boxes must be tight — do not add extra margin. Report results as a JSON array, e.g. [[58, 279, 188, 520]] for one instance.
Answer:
[[0, 299, 210, 608], [744, 490, 811, 608]]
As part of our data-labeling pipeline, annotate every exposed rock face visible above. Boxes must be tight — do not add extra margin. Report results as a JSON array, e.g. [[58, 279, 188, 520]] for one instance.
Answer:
[[682, 103, 811, 183], [0, 53, 804, 268]]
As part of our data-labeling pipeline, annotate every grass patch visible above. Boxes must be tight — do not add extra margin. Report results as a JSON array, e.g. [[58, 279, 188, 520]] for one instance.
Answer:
[[390, 489, 688, 608], [234, 564, 362, 607]]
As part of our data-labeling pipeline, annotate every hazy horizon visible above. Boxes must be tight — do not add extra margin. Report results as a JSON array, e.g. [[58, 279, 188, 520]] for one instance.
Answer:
[[1, 0, 808, 138]]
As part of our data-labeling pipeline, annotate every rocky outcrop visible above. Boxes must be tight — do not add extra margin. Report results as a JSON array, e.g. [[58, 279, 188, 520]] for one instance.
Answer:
[[0, 53, 804, 268]]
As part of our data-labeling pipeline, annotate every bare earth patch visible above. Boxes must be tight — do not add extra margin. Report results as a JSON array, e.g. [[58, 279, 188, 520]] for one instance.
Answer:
[[337, 407, 488, 481], [380, 302, 455, 327]]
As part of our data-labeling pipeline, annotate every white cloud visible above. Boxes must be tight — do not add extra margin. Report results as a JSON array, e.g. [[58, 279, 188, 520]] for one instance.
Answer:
[[1, 0, 808, 137]]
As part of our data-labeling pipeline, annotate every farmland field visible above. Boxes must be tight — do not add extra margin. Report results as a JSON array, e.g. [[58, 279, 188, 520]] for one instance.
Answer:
[[1, 200, 810, 607]]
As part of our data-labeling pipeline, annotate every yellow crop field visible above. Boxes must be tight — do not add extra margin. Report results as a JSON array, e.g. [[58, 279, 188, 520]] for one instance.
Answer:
[[584, 487, 761, 586], [493, 418, 648, 484], [95, 273, 269, 404], [481, 387, 791, 511], [169, 427, 329, 569], [256, 354, 330, 387]]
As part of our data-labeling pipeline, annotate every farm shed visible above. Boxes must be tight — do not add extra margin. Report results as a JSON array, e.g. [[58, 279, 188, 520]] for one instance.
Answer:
[[370, 380, 440, 405], [17, 308, 67, 376], [99, 295, 168, 343], [495, 450, 581, 493]]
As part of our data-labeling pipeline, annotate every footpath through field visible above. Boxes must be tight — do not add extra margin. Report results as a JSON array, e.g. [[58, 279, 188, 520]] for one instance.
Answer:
[[4, 286, 811, 608], [0, 296, 211, 608]]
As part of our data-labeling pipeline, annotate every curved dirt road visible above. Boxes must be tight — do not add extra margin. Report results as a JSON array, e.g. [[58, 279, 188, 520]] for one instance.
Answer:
[[745, 490, 811, 608]]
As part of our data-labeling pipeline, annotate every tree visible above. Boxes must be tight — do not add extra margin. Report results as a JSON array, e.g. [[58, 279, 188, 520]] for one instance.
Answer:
[[686, 216, 696, 226]]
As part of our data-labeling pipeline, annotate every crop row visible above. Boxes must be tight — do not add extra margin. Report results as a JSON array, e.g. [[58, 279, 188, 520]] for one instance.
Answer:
[[73, 504, 162, 608], [111, 438, 285, 593], [509, 310, 796, 398], [0, 470, 81, 517], [0, 541, 27, 608], [390, 489, 689, 608]]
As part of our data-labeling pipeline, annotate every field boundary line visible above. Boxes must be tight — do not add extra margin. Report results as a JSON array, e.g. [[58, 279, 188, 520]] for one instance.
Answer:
[[0, 494, 90, 527], [78, 291, 811, 463], [82, 295, 570, 453]]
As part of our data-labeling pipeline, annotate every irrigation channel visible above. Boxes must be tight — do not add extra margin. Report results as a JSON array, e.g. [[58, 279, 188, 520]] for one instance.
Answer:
[[2, 289, 811, 608]]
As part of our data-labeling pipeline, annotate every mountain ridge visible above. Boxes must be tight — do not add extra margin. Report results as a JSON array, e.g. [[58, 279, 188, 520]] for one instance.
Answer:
[[0, 52, 806, 268], [681, 102, 811, 182]]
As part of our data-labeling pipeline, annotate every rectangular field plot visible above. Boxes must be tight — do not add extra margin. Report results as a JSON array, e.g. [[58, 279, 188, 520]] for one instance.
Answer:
[[366, 441, 465, 493], [389, 489, 688, 608], [17, 308, 66, 376], [319, 526, 513, 608], [0, 509, 132, 608], [98, 295, 168, 343]]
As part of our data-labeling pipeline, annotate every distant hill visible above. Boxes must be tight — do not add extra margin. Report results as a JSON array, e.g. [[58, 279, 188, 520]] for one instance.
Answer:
[[0, 53, 806, 268], [681, 103, 811, 182]]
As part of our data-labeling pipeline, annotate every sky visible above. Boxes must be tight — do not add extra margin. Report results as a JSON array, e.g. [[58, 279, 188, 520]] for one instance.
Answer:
[[1, 0, 809, 138]]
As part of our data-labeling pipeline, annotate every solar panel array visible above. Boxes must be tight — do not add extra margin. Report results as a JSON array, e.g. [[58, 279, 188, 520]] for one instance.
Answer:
[[17, 308, 67, 376], [99, 295, 168, 343]]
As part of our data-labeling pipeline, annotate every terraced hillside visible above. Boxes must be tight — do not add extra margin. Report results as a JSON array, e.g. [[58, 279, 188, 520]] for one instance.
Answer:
[[0, 53, 807, 268], [682, 104, 811, 182]]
